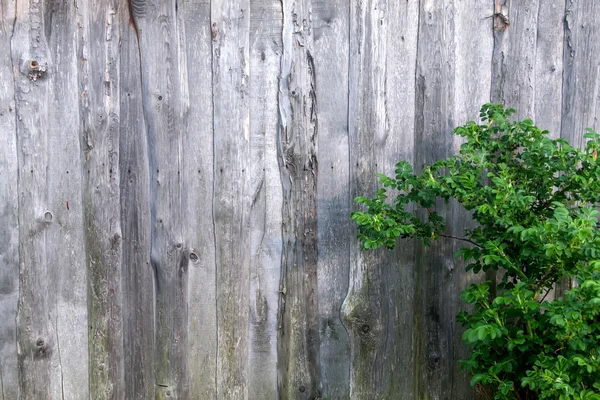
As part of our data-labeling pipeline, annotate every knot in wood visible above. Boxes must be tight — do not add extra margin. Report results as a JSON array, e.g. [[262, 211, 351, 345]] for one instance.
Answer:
[[27, 60, 47, 81], [211, 23, 218, 42]]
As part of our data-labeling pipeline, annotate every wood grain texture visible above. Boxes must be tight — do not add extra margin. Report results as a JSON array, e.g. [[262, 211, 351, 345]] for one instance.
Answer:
[[179, 0, 217, 398], [248, 0, 282, 398], [561, 0, 600, 147], [491, 0, 540, 118], [277, 0, 321, 398], [343, 0, 422, 398], [2, 1, 600, 398], [0, 2, 18, 398], [119, 4, 155, 397], [12, 0, 89, 398], [378, 0, 420, 397], [413, 0, 492, 398], [211, 0, 251, 398], [343, 1, 390, 397], [131, 1, 190, 398], [447, 2, 494, 398], [413, 0, 457, 394], [312, 0, 351, 398], [78, 0, 125, 398], [534, 0, 564, 136]]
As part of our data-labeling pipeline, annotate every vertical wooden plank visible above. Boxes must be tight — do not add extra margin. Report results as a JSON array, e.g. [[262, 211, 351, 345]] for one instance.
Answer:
[[379, 0, 420, 397], [413, 0, 456, 396], [179, 0, 218, 398], [491, 0, 540, 117], [534, 0, 564, 136], [343, 0, 389, 398], [449, 1, 494, 398], [557, 0, 600, 298], [412, 0, 493, 398], [0, 2, 18, 398], [78, 0, 125, 397], [277, 0, 321, 398], [339, 0, 422, 397], [312, 0, 351, 398], [129, 0, 189, 398], [211, 0, 251, 398], [561, 0, 600, 147], [248, 0, 282, 398], [11, 0, 89, 398], [119, 2, 155, 396]]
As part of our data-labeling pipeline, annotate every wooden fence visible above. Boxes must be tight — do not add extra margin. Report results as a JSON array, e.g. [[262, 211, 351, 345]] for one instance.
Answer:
[[0, 0, 599, 398]]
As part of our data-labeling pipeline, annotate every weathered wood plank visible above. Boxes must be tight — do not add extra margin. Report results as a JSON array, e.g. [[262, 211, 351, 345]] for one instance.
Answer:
[[179, 0, 218, 398], [12, 0, 89, 398], [312, 0, 351, 398], [277, 0, 321, 398], [561, 0, 600, 146], [119, 4, 155, 397], [130, 1, 189, 398], [343, 1, 390, 397], [413, 0, 457, 395], [78, 0, 125, 397], [534, 0, 564, 136], [491, 0, 540, 117], [556, 0, 600, 299], [0, 2, 18, 398], [413, 1, 493, 398], [378, 0, 420, 397], [211, 0, 251, 398], [448, 2, 494, 398], [248, 0, 282, 398]]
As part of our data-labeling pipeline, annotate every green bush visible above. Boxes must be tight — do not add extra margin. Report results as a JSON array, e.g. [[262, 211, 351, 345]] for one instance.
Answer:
[[352, 104, 600, 399]]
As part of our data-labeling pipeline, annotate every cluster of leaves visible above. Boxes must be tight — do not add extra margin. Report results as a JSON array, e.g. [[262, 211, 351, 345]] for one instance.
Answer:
[[352, 104, 600, 399]]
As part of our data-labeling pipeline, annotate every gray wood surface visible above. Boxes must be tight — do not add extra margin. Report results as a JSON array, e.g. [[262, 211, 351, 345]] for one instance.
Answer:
[[79, 0, 125, 397], [277, 0, 321, 398], [119, 3, 155, 396], [491, 0, 540, 118], [0, 2, 18, 398], [344, 1, 410, 398], [413, 1, 460, 397], [313, 0, 351, 398], [211, 0, 251, 398], [561, 0, 600, 146], [248, 0, 282, 398], [11, 0, 89, 398], [1, 1, 599, 399], [180, 0, 218, 398], [131, 1, 190, 398]]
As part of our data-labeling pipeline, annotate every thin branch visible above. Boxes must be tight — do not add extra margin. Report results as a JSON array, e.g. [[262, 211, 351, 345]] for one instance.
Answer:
[[437, 233, 484, 248]]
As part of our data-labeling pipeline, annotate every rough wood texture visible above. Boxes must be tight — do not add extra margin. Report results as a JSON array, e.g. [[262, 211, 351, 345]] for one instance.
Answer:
[[78, 0, 125, 398], [211, 0, 251, 398], [491, 0, 540, 118], [248, 0, 282, 398], [312, 0, 351, 398], [343, 1, 393, 397], [11, 0, 89, 398], [119, 4, 155, 397], [1, 1, 600, 399], [180, 0, 217, 398], [0, 2, 18, 398], [131, 1, 190, 398], [561, 0, 600, 146], [534, 0, 564, 136], [277, 0, 321, 398]]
